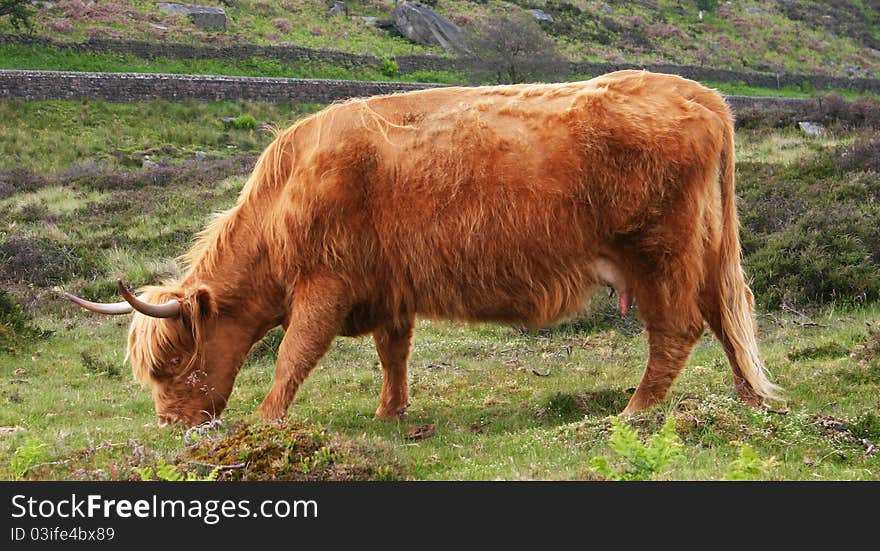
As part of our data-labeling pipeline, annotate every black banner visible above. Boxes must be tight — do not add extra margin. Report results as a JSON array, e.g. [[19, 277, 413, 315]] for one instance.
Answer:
[[1, 482, 876, 547]]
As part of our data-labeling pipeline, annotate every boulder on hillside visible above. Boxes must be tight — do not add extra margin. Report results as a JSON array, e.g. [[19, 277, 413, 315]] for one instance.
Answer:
[[393, 1, 469, 54], [156, 3, 227, 32], [531, 9, 554, 24], [329, 1, 347, 17], [798, 121, 825, 136]]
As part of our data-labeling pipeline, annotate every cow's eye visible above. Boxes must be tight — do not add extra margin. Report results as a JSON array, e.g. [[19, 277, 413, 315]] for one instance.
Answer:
[[169, 356, 181, 366]]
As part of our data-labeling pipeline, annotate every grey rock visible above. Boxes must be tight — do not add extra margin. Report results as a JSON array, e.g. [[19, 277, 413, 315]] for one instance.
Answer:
[[194, 151, 208, 160], [798, 122, 825, 136], [352, 16, 379, 27], [329, 1, 347, 17], [149, 23, 169, 31], [746, 6, 764, 15], [155, 3, 227, 32], [530, 9, 554, 23], [393, 1, 469, 54], [142, 158, 160, 169]]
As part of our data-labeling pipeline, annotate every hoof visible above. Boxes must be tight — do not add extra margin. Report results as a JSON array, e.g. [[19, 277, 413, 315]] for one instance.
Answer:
[[256, 403, 287, 422], [375, 402, 410, 419]]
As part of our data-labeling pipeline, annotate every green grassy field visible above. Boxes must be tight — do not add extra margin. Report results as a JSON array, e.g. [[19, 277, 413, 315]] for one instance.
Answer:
[[1, 99, 878, 480]]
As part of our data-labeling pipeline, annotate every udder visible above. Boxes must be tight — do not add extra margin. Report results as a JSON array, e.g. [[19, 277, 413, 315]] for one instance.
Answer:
[[592, 256, 632, 316]]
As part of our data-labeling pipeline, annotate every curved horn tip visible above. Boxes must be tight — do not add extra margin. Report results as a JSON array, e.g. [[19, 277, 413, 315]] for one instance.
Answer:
[[116, 280, 181, 319]]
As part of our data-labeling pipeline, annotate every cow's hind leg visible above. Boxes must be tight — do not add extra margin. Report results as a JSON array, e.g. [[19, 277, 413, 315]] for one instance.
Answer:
[[257, 275, 350, 421], [622, 279, 705, 417], [373, 317, 415, 419], [700, 279, 764, 407]]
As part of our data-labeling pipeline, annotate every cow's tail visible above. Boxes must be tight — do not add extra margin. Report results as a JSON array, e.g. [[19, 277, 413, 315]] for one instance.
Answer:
[[716, 122, 782, 401]]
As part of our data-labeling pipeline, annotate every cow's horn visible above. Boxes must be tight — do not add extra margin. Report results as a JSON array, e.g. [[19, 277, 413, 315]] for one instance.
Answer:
[[63, 289, 134, 315], [117, 279, 181, 318]]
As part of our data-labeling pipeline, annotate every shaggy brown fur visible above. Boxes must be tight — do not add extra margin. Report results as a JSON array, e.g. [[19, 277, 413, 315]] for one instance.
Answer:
[[122, 70, 779, 426]]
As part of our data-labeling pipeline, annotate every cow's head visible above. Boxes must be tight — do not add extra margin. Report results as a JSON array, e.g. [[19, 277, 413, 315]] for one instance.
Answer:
[[66, 280, 246, 427]]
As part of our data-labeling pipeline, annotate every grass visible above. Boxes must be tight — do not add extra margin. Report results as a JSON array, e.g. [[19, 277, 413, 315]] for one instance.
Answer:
[[0, 99, 316, 173], [0, 98, 878, 480], [2, 299, 879, 480]]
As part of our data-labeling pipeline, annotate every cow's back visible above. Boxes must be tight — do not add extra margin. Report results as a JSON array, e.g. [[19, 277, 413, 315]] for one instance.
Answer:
[[275, 72, 730, 326]]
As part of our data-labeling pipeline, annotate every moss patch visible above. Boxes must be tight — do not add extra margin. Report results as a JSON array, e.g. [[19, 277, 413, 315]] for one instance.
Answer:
[[178, 420, 405, 481]]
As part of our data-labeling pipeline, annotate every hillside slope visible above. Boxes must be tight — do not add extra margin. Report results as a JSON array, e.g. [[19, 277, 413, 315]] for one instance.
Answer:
[[2, 1, 878, 78]]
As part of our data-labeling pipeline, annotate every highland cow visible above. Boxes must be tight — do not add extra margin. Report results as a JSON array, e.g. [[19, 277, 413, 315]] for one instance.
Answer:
[[67, 70, 779, 427]]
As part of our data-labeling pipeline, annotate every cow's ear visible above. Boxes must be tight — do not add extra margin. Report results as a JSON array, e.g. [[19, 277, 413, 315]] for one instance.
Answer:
[[181, 285, 218, 323]]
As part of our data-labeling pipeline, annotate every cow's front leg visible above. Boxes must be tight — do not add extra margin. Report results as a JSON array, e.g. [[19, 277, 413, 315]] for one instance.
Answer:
[[373, 317, 414, 418], [257, 275, 350, 421]]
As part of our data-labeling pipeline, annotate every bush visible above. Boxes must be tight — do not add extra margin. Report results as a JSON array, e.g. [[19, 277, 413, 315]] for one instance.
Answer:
[[743, 207, 880, 308], [815, 94, 880, 131], [835, 135, 880, 174], [232, 114, 258, 130], [738, 150, 880, 309], [0, 236, 74, 286], [0, 167, 49, 198], [0, 0, 35, 32], [380, 58, 399, 78], [466, 14, 569, 84], [0, 290, 50, 353]]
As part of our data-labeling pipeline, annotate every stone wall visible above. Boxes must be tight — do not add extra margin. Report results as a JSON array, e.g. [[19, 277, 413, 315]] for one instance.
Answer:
[[3, 34, 879, 93], [0, 69, 821, 119], [569, 61, 880, 93], [0, 70, 445, 104]]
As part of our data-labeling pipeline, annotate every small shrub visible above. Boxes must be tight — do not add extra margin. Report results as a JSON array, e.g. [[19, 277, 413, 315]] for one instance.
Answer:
[[10, 438, 47, 481], [0, 236, 73, 286], [724, 442, 778, 481], [271, 17, 291, 34], [232, 114, 258, 130], [835, 135, 880, 174], [16, 201, 50, 223], [590, 416, 683, 481], [59, 159, 111, 186], [0, 290, 50, 353], [380, 58, 399, 77], [0, 167, 49, 199], [136, 458, 219, 482]]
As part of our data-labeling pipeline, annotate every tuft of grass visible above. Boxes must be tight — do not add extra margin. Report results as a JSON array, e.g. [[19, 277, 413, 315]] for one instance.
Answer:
[[80, 351, 121, 379], [848, 412, 880, 441], [787, 342, 850, 362]]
